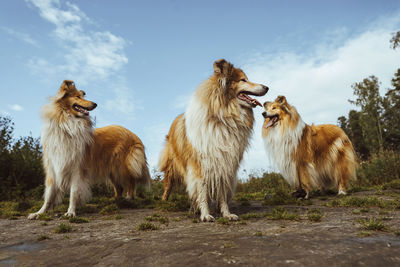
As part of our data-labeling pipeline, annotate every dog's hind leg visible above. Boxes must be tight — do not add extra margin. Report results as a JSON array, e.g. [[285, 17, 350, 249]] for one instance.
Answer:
[[296, 165, 312, 199], [112, 181, 123, 199], [126, 180, 136, 200], [162, 175, 173, 201], [28, 170, 61, 219], [65, 171, 90, 218]]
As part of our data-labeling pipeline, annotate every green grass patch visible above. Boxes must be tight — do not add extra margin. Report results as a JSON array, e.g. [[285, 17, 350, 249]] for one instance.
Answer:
[[254, 231, 263, 236], [145, 213, 168, 224], [156, 194, 190, 212], [263, 189, 296, 206], [99, 203, 119, 215], [266, 207, 299, 221], [54, 223, 72, 233], [382, 179, 400, 190], [240, 212, 263, 220], [138, 222, 159, 231], [37, 214, 52, 221], [216, 217, 230, 225], [358, 217, 387, 231], [307, 209, 322, 222], [37, 234, 51, 241], [69, 217, 89, 223], [358, 231, 373, 237], [223, 242, 234, 248]]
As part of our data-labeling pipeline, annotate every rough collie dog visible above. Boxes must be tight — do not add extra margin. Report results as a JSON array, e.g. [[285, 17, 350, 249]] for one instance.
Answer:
[[28, 80, 151, 219], [262, 95, 356, 199], [159, 59, 268, 221]]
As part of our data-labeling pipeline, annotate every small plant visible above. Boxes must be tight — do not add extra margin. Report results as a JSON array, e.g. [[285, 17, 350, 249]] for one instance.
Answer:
[[216, 217, 230, 225], [69, 217, 89, 223], [99, 204, 119, 215], [37, 234, 51, 241], [254, 231, 263, 236], [240, 212, 262, 220], [267, 207, 299, 221], [37, 214, 52, 221], [223, 242, 234, 248], [307, 209, 322, 222], [114, 215, 123, 220], [358, 231, 372, 237], [138, 222, 159, 231], [358, 218, 386, 231], [54, 223, 72, 233], [145, 214, 168, 224]]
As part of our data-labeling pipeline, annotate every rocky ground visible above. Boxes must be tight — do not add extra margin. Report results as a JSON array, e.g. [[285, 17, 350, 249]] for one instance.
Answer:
[[1, 190, 400, 266]]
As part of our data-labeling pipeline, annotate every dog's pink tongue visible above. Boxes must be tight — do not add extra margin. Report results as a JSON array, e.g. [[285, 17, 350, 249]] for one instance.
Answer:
[[264, 117, 277, 128], [264, 119, 274, 129]]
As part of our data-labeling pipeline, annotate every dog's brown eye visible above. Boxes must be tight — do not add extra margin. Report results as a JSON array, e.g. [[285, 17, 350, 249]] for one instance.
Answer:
[[240, 79, 246, 82], [272, 107, 276, 110]]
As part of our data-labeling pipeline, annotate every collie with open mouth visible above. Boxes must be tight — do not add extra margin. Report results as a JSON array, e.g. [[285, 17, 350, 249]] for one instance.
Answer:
[[262, 95, 356, 199], [159, 59, 268, 221], [29, 80, 151, 219]]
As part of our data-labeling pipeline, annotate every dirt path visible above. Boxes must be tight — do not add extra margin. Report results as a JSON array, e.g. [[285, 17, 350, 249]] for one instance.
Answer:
[[1, 192, 400, 266]]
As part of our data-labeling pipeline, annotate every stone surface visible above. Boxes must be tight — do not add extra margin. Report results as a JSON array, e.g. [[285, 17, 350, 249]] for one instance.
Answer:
[[1, 192, 400, 266]]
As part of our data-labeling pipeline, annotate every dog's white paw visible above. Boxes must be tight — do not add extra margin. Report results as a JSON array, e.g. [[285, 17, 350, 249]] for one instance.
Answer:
[[64, 211, 76, 218], [28, 212, 40, 220], [223, 213, 239, 221], [200, 214, 215, 222], [338, 189, 347, 195]]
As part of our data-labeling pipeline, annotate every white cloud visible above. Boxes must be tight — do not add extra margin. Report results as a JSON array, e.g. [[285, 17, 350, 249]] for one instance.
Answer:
[[1, 26, 39, 47], [26, 0, 133, 115], [238, 15, 400, 178], [8, 104, 24, 111], [171, 94, 191, 110]]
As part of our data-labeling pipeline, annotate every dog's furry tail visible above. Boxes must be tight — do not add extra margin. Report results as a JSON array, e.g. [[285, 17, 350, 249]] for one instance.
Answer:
[[127, 145, 151, 190]]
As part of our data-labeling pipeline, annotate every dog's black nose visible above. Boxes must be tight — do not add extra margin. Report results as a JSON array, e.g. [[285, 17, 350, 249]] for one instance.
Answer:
[[93, 103, 97, 109], [263, 85, 269, 93], [262, 112, 267, 118]]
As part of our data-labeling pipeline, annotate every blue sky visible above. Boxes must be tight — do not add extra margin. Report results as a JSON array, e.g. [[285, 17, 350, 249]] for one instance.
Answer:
[[1, 0, 400, 177]]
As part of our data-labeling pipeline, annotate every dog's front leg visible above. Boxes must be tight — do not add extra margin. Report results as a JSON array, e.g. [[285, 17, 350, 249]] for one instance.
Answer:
[[197, 182, 214, 222], [28, 173, 59, 219], [65, 172, 90, 217], [219, 196, 238, 221]]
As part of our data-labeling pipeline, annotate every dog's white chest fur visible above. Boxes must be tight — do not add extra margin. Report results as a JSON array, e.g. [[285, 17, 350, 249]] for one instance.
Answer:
[[41, 106, 93, 184], [262, 120, 305, 187], [185, 95, 252, 197]]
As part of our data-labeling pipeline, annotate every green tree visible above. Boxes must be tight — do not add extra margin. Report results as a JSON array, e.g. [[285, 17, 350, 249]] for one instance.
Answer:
[[382, 69, 400, 150], [0, 116, 43, 200], [349, 76, 384, 153], [347, 110, 369, 159], [390, 31, 400, 50]]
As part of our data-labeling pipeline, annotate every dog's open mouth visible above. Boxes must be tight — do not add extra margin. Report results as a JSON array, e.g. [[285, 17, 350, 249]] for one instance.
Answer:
[[73, 104, 90, 116], [264, 115, 279, 129], [238, 92, 262, 107]]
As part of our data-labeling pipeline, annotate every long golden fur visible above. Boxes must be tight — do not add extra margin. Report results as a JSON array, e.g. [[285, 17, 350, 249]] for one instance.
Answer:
[[262, 95, 356, 198], [159, 59, 268, 221], [29, 80, 151, 219]]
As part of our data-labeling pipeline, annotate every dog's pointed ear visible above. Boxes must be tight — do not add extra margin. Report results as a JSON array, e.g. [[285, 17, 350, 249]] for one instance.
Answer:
[[275, 95, 287, 105], [213, 59, 233, 76], [55, 80, 75, 100]]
